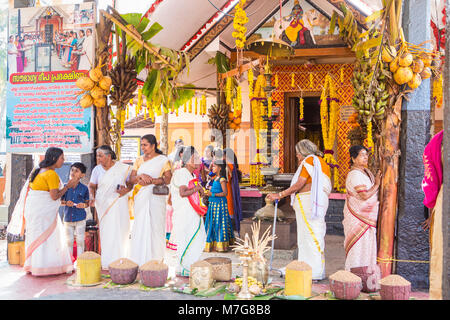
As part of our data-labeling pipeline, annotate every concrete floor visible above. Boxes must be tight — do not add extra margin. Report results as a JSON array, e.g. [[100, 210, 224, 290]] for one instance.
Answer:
[[0, 235, 429, 300]]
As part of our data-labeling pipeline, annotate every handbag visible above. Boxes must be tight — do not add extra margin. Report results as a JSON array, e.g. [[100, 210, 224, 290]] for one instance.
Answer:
[[153, 183, 169, 195]]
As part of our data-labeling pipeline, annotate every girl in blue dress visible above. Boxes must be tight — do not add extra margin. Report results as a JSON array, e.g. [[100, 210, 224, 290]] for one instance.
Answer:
[[204, 161, 234, 252]]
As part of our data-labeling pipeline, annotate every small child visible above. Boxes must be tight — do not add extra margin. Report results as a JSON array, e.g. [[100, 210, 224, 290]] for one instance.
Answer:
[[204, 161, 234, 252], [61, 162, 90, 257]]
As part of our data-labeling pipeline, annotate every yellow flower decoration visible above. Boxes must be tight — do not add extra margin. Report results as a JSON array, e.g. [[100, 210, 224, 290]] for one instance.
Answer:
[[299, 97, 304, 121], [232, 0, 248, 49]]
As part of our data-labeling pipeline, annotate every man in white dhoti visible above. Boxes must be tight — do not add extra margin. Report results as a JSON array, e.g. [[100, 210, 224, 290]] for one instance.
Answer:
[[268, 139, 332, 280]]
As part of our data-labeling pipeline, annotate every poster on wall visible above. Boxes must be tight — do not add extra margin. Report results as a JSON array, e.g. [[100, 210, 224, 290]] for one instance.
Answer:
[[120, 137, 141, 164], [6, 3, 95, 154], [252, 0, 345, 49]]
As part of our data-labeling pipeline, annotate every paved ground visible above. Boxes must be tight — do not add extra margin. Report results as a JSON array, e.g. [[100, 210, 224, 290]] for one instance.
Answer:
[[0, 235, 429, 300]]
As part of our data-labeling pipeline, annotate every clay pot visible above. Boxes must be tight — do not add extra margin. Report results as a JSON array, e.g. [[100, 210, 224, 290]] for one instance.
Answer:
[[139, 266, 169, 288], [350, 266, 381, 293], [330, 279, 362, 300], [379, 275, 411, 300], [108, 259, 138, 285]]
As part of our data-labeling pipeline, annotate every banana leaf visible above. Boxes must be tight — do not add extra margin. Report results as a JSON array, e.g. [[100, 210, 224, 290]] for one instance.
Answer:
[[357, 36, 382, 54], [194, 284, 227, 297], [121, 13, 150, 33], [143, 69, 160, 98], [142, 22, 163, 41], [328, 11, 338, 35], [174, 84, 195, 108]]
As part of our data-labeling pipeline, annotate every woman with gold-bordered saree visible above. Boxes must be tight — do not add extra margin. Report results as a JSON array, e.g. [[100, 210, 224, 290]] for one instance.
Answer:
[[343, 167, 379, 271]]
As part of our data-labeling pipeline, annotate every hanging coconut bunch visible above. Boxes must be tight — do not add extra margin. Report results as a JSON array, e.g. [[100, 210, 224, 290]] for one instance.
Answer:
[[207, 104, 229, 132], [108, 56, 138, 108], [382, 40, 436, 91], [76, 57, 111, 109]]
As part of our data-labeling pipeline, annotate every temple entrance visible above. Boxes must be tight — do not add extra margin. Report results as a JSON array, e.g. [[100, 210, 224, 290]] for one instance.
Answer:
[[283, 92, 323, 173]]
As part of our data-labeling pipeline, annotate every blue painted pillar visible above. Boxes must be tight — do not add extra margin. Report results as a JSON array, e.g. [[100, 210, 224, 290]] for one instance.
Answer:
[[396, 0, 431, 289]]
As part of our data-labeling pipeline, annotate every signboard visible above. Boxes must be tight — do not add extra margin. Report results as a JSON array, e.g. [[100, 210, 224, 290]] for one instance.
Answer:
[[340, 105, 356, 122], [6, 3, 96, 153], [120, 137, 141, 164]]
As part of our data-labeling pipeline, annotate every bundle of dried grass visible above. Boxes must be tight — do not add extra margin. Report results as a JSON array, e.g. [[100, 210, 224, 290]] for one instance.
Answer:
[[232, 220, 277, 262]]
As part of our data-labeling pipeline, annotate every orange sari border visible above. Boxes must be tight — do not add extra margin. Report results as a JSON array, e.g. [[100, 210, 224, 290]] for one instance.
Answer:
[[25, 215, 58, 261]]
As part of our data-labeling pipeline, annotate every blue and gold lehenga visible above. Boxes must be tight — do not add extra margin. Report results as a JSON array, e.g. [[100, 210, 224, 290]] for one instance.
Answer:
[[204, 177, 234, 252]]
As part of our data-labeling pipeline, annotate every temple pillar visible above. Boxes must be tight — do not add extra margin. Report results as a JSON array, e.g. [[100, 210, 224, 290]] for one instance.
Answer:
[[396, 0, 431, 289]]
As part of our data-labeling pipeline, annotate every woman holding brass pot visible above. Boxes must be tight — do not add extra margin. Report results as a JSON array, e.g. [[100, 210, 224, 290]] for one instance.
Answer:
[[128, 134, 172, 265]]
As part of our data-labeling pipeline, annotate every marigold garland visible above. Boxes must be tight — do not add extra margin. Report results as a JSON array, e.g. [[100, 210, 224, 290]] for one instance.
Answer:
[[274, 74, 279, 87], [319, 75, 340, 190], [232, 0, 248, 49], [433, 73, 443, 108], [250, 74, 268, 187], [226, 77, 232, 105], [366, 119, 374, 154], [309, 73, 314, 89], [299, 97, 304, 121], [291, 72, 295, 88], [195, 97, 198, 115]]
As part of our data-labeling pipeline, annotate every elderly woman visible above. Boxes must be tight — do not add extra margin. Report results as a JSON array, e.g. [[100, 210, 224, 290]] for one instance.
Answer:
[[343, 146, 381, 279], [7, 147, 78, 276], [88, 145, 132, 269], [267, 139, 331, 280], [128, 134, 172, 265], [169, 146, 206, 276]]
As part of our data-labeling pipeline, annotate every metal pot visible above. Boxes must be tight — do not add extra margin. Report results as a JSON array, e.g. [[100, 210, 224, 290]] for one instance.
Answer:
[[248, 259, 269, 285]]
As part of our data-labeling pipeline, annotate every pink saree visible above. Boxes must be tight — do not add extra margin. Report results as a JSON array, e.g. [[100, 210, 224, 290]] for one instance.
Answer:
[[422, 130, 444, 299], [343, 168, 379, 270]]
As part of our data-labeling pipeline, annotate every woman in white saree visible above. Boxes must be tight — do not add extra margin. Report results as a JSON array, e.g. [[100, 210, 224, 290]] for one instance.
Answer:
[[128, 134, 172, 266], [7, 147, 77, 276], [89, 145, 132, 269], [170, 146, 206, 276], [268, 140, 332, 280]]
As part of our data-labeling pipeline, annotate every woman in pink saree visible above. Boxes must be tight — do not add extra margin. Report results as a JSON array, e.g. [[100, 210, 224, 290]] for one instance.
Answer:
[[421, 130, 443, 299], [343, 146, 381, 282]]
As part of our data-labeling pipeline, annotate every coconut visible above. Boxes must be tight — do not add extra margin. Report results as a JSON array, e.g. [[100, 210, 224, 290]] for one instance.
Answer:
[[420, 67, 432, 79], [419, 53, 432, 67], [412, 59, 424, 74], [80, 94, 94, 108], [408, 73, 422, 90], [90, 86, 105, 100], [399, 52, 413, 67], [394, 67, 413, 85], [381, 46, 397, 63], [389, 59, 400, 73], [94, 97, 106, 108], [89, 67, 103, 82], [99, 76, 112, 91], [76, 76, 95, 91]]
